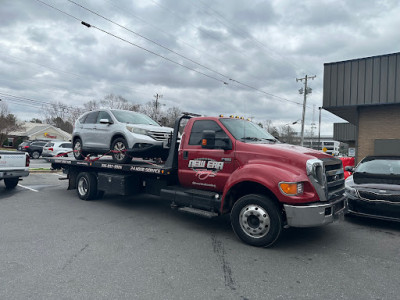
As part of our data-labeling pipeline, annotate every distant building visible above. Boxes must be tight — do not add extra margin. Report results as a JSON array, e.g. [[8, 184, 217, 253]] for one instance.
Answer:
[[7, 123, 71, 147]]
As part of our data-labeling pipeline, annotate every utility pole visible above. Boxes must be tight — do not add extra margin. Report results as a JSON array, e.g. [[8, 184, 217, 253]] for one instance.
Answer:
[[318, 106, 322, 150], [154, 93, 163, 111], [296, 74, 316, 146]]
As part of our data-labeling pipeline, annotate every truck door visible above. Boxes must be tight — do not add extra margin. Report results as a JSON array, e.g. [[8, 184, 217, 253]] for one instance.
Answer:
[[178, 120, 236, 192]]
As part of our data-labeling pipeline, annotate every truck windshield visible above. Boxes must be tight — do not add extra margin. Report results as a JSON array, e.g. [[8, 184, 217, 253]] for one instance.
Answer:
[[111, 110, 160, 126], [220, 119, 277, 143]]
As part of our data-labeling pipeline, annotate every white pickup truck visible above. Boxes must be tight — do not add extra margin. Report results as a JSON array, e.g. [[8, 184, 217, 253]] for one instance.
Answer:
[[0, 151, 30, 189]]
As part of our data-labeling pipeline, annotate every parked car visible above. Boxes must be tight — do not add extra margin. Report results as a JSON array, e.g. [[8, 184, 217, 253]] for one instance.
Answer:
[[72, 109, 174, 163], [345, 155, 400, 222], [17, 140, 48, 159], [42, 141, 73, 157]]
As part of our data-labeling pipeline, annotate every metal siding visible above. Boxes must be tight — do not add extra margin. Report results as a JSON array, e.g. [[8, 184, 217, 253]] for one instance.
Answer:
[[364, 58, 373, 104], [380, 56, 388, 103], [330, 63, 338, 107], [350, 60, 359, 105], [396, 54, 400, 103], [357, 59, 366, 104], [372, 57, 381, 104], [387, 54, 397, 103], [333, 123, 356, 141], [337, 63, 345, 106], [343, 61, 352, 106], [323, 65, 332, 107]]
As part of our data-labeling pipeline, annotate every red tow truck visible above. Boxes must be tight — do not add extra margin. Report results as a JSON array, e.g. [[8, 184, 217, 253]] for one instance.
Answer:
[[50, 114, 347, 247]]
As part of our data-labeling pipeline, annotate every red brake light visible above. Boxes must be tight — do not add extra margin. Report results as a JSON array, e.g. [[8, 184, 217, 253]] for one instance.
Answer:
[[26, 155, 30, 167], [49, 148, 54, 151], [24, 146, 29, 149]]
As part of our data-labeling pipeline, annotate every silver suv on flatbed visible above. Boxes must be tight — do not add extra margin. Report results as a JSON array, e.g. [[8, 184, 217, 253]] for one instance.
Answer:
[[72, 109, 173, 163]]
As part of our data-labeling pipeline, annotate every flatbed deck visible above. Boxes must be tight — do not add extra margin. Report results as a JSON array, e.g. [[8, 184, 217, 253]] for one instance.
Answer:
[[48, 157, 173, 176]]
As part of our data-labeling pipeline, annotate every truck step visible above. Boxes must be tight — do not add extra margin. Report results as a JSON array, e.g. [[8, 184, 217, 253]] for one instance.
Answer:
[[177, 207, 218, 218]]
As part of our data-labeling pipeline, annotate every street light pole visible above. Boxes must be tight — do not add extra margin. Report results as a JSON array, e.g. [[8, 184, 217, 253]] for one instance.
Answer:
[[318, 107, 322, 150]]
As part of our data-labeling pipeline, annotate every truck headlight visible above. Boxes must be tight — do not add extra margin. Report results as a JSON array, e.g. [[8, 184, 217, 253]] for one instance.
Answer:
[[279, 182, 304, 196], [126, 126, 149, 136]]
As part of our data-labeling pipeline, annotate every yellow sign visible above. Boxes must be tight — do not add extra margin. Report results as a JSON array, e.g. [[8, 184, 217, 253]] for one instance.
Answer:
[[322, 147, 327, 152]]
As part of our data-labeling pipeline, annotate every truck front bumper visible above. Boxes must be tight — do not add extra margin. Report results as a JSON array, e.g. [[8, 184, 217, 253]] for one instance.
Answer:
[[283, 195, 347, 227]]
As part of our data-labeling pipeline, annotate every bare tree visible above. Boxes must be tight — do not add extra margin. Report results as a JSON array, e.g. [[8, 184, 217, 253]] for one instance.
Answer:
[[0, 102, 20, 146], [278, 125, 297, 144]]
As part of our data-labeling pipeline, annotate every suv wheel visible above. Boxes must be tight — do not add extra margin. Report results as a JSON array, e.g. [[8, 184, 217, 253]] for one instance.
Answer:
[[73, 138, 86, 160], [111, 138, 132, 164], [31, 151, 40, 159]]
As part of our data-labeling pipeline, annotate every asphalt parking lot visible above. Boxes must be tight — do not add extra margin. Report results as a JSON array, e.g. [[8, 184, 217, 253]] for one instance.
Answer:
[[1, 173, 399, 300]]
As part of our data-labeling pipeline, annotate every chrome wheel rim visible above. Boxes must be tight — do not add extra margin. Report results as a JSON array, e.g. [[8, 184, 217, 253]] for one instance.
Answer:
[[239, 204, 270, 238], [32, 152, 39, 159], [77, 176, 88, 196], [114, 141, 126, 160]]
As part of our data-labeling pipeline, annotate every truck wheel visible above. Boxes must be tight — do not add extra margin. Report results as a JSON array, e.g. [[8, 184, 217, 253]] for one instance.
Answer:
[[31, 151, 40, 159], [111, 138, 132, 164], [73, 138, 86, 160], [4, 178, 19, 189], [76, 172, 97, 200], [231, 194, 282, 247]]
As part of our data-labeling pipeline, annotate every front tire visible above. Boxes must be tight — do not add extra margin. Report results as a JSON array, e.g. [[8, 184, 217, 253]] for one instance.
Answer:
[[73, 138, 86, 160], [4, 178, 19, 189], [231, 194, 282, 247], [76, 172, 98, 200], [111, 138, 132, 164]]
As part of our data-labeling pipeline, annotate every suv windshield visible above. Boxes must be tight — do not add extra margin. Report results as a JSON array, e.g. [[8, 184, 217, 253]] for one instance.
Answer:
[[220, 118, 276, 143], [111, 110, 159, 126], [357, 157, 400, 175]]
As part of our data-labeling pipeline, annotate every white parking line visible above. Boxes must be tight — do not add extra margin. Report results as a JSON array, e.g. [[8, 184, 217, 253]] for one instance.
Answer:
[[17, 184, 39, 192], [52, 173, 64, 177]]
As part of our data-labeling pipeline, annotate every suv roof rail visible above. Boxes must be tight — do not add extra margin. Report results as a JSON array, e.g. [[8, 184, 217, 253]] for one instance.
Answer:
[[182, 112, 202, 117]]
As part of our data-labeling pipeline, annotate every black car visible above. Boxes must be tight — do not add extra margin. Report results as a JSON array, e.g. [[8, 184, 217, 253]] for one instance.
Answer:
[[345, 156, 400, 222], [17, 140, 48, 159]]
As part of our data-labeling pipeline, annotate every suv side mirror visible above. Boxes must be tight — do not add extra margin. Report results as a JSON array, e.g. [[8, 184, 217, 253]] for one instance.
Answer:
[[345, 166, 354, 173], [201, 130, 215, 149], [99, 118, 113, 125]]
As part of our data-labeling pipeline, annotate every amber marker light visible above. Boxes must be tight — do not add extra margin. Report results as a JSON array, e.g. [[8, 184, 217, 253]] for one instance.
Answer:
[[202, 139, 207, 146], [279, 182, 304, 196]]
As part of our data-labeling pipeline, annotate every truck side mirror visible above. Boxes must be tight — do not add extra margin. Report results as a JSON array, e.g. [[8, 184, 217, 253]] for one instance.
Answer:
[[201, 130, 215, 149]]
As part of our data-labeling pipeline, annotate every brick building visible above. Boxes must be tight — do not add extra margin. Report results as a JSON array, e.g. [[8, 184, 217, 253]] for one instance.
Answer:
[[323, 52, 400, 162]]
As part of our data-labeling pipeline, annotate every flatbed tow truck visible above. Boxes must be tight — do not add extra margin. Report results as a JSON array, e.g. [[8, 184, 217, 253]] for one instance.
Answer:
[[50, 114, 347, 247]]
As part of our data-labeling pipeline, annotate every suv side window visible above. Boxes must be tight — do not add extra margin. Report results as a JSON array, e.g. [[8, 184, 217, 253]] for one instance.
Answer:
[[189, 120, 229, 146], [84, 111, 99, 124], [96, 111, 112, 123]]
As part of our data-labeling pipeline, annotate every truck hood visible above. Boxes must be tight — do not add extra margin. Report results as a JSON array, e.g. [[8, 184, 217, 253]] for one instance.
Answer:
[[235, 141, 336, 171]]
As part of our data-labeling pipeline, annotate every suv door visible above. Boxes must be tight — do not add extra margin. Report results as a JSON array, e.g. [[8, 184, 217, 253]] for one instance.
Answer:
[[93, 111, 114, 151], [178, 120, 236, 192]]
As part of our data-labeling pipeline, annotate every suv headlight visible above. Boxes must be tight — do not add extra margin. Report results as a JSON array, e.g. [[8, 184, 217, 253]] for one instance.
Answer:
[[126, 126, 149, 136], [306, 158, 325, 185]]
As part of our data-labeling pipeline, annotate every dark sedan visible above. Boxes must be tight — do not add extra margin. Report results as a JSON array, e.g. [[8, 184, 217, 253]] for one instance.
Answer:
[[345, 156, 400, 222]]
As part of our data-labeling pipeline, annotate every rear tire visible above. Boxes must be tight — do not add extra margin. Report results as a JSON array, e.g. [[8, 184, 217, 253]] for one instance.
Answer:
[[76, 172, 97, 200], [31, 151, 40, 159], [4, 178, 19, 189], [111, 138, 132, 164], [230, 194, 282, 247], [73, 138, 86, 160]]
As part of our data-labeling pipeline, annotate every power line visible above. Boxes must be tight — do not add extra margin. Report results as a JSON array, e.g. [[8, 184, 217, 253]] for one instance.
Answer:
[[36, 0, 302, 106]]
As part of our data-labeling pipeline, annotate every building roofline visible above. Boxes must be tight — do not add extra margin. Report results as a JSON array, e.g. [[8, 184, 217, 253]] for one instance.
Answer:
[[324, 51, 400, 66]]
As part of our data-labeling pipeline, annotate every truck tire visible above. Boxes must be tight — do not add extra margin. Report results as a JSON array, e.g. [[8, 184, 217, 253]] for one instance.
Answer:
[[31, 151, 40, 159], [230, 194, 282, 247], [76, 172, 98, 200], [111, 138, 132, 164], [4, 178, 19, 189], [73, 138, 86, 160]]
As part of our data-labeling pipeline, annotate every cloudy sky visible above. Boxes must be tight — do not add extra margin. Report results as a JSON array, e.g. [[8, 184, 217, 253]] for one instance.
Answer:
[[1, 0, 400, 135]]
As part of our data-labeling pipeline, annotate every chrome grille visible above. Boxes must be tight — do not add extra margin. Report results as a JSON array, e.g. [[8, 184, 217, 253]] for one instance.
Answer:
[[324, 160, 345, 201], [149, 131, 172, 142]]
